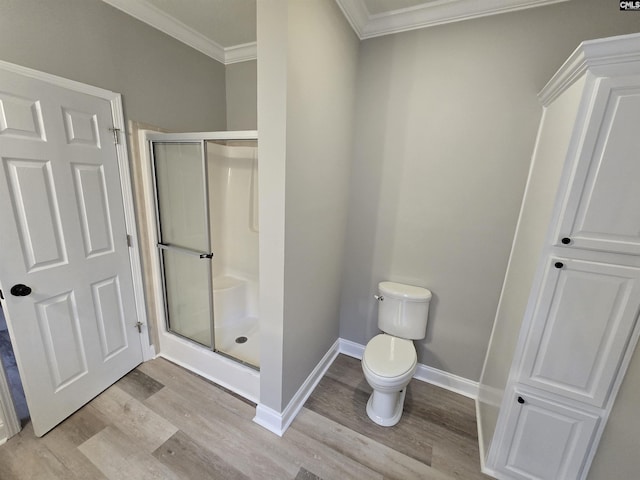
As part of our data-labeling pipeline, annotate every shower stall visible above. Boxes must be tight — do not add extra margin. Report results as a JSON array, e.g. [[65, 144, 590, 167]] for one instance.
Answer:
[[149, 133, 259, 378]]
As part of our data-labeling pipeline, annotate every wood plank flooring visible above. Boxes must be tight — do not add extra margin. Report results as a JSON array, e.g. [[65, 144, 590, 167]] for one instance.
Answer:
[[0, 354, 491, 479]]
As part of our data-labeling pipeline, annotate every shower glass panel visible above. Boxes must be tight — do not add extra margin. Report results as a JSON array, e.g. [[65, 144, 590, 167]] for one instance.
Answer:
[[152, 142, 214, 347]]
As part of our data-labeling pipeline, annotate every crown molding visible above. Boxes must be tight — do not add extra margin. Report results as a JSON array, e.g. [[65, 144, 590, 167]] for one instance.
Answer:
[[101, 0, 256, 64], [335, 0, 570, 40], [225, 42, 258, 64], [539, 32, 640, 106], [334, 0, 369, 39]]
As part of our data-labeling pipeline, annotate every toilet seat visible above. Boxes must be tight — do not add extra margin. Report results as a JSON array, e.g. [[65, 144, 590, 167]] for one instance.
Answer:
[[363, 334, 416, 378]]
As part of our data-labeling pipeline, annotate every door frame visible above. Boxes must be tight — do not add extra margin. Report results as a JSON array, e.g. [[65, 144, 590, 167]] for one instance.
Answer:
[[0, 60, 153, 440]]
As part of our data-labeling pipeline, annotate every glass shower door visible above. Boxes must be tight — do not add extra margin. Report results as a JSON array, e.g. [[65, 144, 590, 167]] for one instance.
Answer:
[[152, 142, 214, 348]]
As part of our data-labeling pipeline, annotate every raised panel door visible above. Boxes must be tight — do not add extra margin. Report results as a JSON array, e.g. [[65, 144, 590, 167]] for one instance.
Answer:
[[497, 390, 599, 480], [555, 75, 640, 255], [0, 65, 143, 436], [520, 257, 640, 407]]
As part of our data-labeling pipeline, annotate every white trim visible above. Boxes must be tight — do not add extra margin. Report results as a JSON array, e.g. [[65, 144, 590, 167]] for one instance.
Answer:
[[102, 0, 224, 63], [109, 97, 154, 363], [0, 60, 120, 99], [414, 363, 479, 399], [225, 42, 258, 65], [146, 130, 258, 142], [337, 337, 365, 359], [540, 32, 640, 105], [254, 339, 340, 436], [335, 0, 569, 40], [101, 0, 256, 64], [476, 395, 504, 479], [338, 338, 479, 399], [158, 349, 259, 403], [334, 0, 370, 39], [0, 338, 20, 439]]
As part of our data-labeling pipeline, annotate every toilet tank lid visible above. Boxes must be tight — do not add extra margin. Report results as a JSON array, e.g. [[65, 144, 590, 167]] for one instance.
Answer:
[[379, 281, 431, 301]]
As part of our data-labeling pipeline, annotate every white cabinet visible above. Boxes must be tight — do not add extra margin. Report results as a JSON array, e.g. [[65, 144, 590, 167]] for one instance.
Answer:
[[486, 34, 640, 480], [520, 258, 640, 407], [553, 75, 640, 256], [497, 390, 599, 480]]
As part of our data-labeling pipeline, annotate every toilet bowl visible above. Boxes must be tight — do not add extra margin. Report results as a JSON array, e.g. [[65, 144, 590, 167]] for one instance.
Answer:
[[362, 334, 417, 426], [363, 281, 431, 427]]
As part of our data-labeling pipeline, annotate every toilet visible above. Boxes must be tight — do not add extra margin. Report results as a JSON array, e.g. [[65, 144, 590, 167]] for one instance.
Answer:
[[362, 281, 432, 426]]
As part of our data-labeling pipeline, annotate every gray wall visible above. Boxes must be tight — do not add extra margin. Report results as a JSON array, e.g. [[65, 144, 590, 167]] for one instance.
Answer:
[[281, 0, 359, 406], [339, 0, 640, 382], [256, 0, 358, 411], [226, 60, 257, 130], [0, 0, 227, 132]]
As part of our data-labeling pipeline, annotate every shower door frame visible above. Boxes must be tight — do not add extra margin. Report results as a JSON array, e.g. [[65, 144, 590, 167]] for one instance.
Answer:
[[144, 131, 260, 403], [150, 139, 216, 350]]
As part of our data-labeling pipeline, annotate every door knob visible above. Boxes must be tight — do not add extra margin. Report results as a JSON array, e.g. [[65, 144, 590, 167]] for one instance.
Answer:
[[10, 284, 32, 297]]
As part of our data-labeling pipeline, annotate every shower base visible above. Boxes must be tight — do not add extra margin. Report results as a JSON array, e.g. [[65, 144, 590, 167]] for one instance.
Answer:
[[215, 316, 259, 368], [189, 316, 259, 369]]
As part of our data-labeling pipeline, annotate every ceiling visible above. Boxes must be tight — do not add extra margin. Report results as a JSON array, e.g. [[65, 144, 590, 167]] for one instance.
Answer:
[[102, 0, 569, 64]]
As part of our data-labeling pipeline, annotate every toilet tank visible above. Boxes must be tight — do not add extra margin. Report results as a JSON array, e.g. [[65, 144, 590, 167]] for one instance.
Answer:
[[377, 281, 432, 340]]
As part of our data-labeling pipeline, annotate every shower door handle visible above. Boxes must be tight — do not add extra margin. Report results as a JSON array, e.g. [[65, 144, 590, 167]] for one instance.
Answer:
[[157, 243, 214, 259]]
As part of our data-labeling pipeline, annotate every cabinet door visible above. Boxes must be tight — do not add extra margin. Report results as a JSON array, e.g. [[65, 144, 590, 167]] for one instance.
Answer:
[[521, 258, 640, 407], [497, 390, 599, 480], [554, 75, 640, 255]]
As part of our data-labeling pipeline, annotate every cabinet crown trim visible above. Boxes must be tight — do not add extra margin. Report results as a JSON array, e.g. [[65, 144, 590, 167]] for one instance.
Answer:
[[539, 32, 640, 106]]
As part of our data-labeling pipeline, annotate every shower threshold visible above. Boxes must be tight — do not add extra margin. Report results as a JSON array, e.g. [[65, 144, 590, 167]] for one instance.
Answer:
[[187, 316, 260, 369]]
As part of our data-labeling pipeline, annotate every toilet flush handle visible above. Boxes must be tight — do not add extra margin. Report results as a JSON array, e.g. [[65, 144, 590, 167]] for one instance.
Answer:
[[374, 295, 384, 302]]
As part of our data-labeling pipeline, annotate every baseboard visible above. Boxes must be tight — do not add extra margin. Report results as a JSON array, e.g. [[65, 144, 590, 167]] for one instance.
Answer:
[[338, 338, 365, 359], [142, 342, 157, 362], [338, 338, 479, 399], [414, 363, 479, 399], [475, 402, 501, 478], [253, 338, 340, 436], [476, 397, 488, 471]]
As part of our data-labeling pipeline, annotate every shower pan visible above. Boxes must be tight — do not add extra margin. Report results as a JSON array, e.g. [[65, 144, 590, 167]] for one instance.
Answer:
[[149, 132, 259, 375]]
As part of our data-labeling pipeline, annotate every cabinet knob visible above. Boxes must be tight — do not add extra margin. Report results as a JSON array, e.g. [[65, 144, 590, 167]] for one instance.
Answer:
[[554, 262, 564, 269], [517, 396, 525, 404], [561, 237, 571, 245]]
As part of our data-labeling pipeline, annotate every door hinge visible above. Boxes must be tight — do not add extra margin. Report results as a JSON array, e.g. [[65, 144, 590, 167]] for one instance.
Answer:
[[134, 321, 143, 333], [127, 234, 132, 247], [109, 127, 122, 145]]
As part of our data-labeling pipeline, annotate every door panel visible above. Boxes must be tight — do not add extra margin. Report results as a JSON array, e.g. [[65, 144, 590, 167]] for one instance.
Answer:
[[154, 142, 209, 251], [152, 141, 214, 349], [521, 257, 640, 407], [4, 158, 67, 270], [36, 291, 87, 390], [91, 276, 128, 360], [556, 76, 640, 254], [162, 249, 213, 347], [72, 163, 114, 257], [0, 91, 46, 141], [0, 66, 143, 436], [498, 390, 599, 480]]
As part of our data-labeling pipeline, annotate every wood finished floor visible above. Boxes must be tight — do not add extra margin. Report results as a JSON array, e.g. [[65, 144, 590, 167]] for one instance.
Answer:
[[0, 354, 491, 479]]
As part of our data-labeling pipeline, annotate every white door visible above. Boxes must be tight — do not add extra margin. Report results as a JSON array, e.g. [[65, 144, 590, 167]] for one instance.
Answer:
[[497, 390, 599, 480], [520, 257, 640, 407], [554, 75, 640, 255], [0, 66, 143, 436]]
